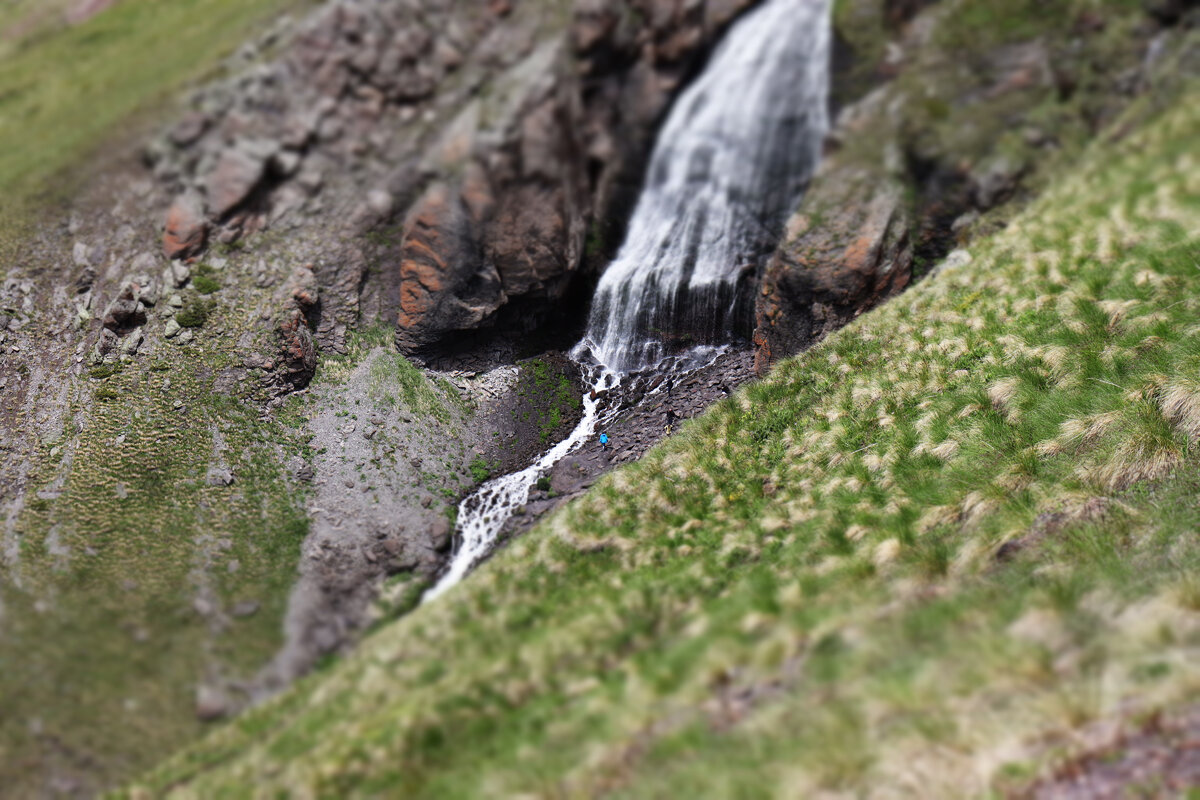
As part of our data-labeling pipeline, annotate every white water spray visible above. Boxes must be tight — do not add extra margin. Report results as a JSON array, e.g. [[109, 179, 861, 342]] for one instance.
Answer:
[[577, 0, 831, 374], [425, 370, 618, 600]]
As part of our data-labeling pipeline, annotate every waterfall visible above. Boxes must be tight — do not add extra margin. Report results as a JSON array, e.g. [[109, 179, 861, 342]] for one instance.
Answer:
[[576, 0, 831, 375], [426, 0, 830, 601]]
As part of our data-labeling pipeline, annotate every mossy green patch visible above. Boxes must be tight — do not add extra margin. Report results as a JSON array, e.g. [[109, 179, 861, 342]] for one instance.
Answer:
[[0, 247, 320, 795], [191, 264, 222, 295], [368, 351, 450, 422], [176, 297, 213, 328], [469, 457, 492, 484]]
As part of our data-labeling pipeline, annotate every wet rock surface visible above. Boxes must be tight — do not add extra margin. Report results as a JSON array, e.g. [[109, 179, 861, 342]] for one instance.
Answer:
[[501, 348, 756, 543]]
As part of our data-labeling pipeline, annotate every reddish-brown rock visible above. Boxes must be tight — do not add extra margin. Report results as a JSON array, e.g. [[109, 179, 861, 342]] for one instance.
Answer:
[[205, 146, 270, 219], [754, 171, 913, 377], [162, 193, 208, 260], [487, 184, 573, 298], [393, 184, 505, 353], [287, 264, 320, 312], [278, 308, 317, 388]]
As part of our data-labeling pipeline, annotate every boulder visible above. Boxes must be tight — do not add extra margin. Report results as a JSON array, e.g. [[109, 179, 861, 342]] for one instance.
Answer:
[[754, 170, 913, 376], [162, 193, 207, 260], [429, 517, 452, 552], [286, 264, 320, 312], [393, 184, 505, 353], [278, 308, 317, 389], [168, 111, 211, 148], [194, 685, 229, 722], [204, 142, 274, 218], [101, 284, 148, 333]]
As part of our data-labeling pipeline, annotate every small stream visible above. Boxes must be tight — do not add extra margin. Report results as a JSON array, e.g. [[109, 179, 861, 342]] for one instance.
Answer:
[[424, 368, 618, 600]]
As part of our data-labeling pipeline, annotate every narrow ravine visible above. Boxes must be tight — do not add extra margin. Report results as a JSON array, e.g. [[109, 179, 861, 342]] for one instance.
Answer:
[[427, 0, 831, 600]]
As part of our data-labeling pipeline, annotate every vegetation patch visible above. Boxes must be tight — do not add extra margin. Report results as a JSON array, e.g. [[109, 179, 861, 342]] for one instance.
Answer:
[[127, 85, 1200, 799], [468, 457, 492, 484], [176, 297, 213, 328], [191, 264, 222, 295], [2, 338, 313, 796]]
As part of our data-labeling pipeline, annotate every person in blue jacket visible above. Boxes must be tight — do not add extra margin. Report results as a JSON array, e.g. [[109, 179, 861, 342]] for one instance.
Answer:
[[599, 432, 610, 451]]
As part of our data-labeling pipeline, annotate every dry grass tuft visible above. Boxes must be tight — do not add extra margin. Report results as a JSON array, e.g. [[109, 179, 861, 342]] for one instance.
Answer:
[[987, 377, 1021, 417], [1081, 434, 1182, 492], [1157, 378, 1200, 442]]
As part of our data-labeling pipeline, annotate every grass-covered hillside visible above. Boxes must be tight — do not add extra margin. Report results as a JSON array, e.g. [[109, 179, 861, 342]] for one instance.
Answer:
[[128, 75, 1200, 796], [0, 1, 323, 794], [0, 0, 312, 205]]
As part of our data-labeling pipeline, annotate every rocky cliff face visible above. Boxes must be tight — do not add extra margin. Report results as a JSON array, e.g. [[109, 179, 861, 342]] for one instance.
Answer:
[[144, 0, 1196, 377], [147, 0, 761, 364]]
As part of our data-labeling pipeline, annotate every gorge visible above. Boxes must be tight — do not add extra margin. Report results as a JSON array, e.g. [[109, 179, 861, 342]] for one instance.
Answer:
[[0, 0, 1197, 796], [432, 0, 831, 597]]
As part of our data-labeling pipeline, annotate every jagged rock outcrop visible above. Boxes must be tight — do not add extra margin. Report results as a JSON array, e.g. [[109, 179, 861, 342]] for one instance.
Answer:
[[754, 171, 913, 374], [381, 0, 766, 353], [146, 0, 766, 359], [161, 192, 207, 259]]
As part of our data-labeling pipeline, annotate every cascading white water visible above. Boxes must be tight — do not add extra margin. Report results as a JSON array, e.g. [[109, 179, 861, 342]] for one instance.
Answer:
[[426, 0, 830, 601], [576, 0, 831, 374], [424, 369, 619, 601]]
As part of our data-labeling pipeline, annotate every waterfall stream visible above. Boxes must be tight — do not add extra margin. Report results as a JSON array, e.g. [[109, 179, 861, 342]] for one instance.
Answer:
[[425, 369, 618, 601], [576, 0, 831, 374], [426, 0, 831, 601]]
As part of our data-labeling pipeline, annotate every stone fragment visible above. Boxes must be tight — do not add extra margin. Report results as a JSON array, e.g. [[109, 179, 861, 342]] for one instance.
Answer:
[[169, 111, 211, 147], [206, 467, 235, 487], [162, 193, 208, 260], [430, 517, 452, 552], [277, 308, 316, 388], [102, 284, 147, 332], [204, 142, 275, 218], [194, 686, 229, 722], [286, 264, 319, 311], [120, 330, 144, 356], [232, 600, 259, 617], [167, 261, 191, 289]]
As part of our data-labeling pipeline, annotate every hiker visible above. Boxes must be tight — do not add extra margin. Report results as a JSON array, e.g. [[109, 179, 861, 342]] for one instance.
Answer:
[[599, 432, 610, 451], [666, 375, 674, 397], [665, 408, 677, 435]]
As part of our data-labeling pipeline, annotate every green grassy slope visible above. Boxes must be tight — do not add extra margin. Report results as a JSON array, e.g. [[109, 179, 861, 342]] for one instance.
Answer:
[[127, 80, 1200, 797]]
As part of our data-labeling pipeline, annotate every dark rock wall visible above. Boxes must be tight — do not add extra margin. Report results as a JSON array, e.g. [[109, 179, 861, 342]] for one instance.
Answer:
[[147, 0, 767, 366]]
